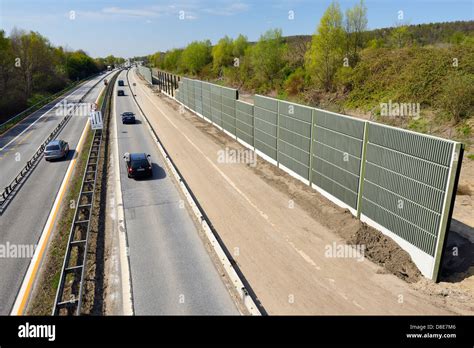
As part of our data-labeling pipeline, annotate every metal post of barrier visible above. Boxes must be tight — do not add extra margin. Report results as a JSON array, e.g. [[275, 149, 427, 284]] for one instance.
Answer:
[[356, 122, 369, 218], [171, 74, 174, 97]]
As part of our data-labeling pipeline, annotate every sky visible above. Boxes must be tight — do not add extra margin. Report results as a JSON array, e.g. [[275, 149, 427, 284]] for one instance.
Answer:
[[1, 0, 473, 58]]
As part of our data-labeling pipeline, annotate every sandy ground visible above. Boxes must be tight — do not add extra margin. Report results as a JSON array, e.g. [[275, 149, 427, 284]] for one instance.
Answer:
[[454, 158, 474, 228], [130, 71, 473, 315]]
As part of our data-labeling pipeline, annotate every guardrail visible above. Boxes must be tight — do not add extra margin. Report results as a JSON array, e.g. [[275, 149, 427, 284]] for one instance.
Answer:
[[0, 73, 105, 135], [52, 70, 118, 315], [0, 72, 111, 213]]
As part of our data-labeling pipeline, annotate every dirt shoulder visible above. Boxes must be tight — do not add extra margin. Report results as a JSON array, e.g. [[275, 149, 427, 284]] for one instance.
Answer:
[[131, 71, 473, 315]]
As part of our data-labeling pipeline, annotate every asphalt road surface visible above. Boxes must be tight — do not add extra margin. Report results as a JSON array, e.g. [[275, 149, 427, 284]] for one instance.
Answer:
[[0, 71, 116, 314], [113, 70, 238, 315]]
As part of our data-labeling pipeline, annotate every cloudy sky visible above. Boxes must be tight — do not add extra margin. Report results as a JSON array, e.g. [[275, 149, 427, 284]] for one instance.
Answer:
[[1, 0, 473, 57]]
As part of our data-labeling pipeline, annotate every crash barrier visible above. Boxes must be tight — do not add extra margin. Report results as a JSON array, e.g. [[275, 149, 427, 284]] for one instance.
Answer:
[[0, 73, 111, 213], [147, 72, 464, 282], [53, 69, 118, 316]]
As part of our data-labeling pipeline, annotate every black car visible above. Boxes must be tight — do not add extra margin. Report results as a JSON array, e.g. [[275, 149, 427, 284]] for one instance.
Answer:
[[117, 90, 125, 96], [118, 80, 125, 86], [121, 112, 135, 124], [124, 153, 152, 178]]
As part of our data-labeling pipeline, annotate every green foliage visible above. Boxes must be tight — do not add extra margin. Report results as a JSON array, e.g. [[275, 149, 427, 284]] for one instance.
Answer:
[[246, 29, 287, 92], [345, 0, 368, 63], [67, 50, 100, 80], [456, 121, 472, 137], [163, 49, 183, 72], [232, 34, 249, 58], [438, 71, 474, 123], [389, 25, 411, 48], [0, 28, 115, 123], [407, 117, 429, 133], [284, 67, 307, 96], [212, 36, 234, 75], [467, 154, 474, 160], [27, 93, 49, 107], [344, 45, 474, 114], [305, 1, 346, 91], [144, 3, 473, 134], [179, 40, 212, 75]]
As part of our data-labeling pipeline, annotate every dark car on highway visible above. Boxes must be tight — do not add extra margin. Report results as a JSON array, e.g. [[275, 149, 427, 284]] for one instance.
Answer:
[[118, 80, 124, 86], [44, 139, 69, 161], [117, 90, 125, 96], [121, 112, 136, 124], [124, 152, 152, 178]]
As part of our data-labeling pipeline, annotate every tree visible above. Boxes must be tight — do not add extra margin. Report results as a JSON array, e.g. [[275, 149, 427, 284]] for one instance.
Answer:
[[163, 49, 183, 72], [390, 24, 411, 48], [232, 34, 249, 58], [248, 29, 287, 90], [179, 40, 212, 75], [10, 29, 57, 97], [212, 36, 234, 75], [345, 0, 368, 64], [305, 1, 345, 91]]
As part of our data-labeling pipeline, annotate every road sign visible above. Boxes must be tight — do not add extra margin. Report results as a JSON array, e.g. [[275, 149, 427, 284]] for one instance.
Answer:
[[90, 111, 103, 130]]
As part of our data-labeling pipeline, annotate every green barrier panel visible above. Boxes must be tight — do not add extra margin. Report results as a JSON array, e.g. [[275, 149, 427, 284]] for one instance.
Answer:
[[361, 123, 454, 256], [254, 95, 278, 161], [210, 84, 222, 127], [202, 82, 212, 120], [311, 110, 365, 209], [236, 100, 254, 147], [277, 101, 312, 180]]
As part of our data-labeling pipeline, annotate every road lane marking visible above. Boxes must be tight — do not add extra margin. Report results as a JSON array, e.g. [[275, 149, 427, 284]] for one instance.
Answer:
[[110, 74, 134, 315], [10, 84, 107, 315]]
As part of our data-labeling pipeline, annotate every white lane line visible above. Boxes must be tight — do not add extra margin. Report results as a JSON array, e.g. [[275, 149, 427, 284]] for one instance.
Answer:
[[111, 73, 134, 315]]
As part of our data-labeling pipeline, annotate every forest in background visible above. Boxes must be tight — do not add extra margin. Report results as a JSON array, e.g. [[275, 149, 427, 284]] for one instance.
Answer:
[[0, 28, 125, 123], [148, 1, 474, 147]]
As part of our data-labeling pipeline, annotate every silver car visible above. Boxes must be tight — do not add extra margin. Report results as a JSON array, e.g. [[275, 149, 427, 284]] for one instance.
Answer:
[[44, 139, 69, 161]]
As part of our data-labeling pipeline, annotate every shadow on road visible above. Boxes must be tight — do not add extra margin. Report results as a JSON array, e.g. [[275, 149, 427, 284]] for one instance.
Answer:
[[133, 163, 166, 181]]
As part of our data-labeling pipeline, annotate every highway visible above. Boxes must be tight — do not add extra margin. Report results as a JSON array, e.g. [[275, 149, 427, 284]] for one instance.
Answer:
[[0, 71, 116, 314], [0, 73, 113, 189], [113, 70, 238, 314]]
